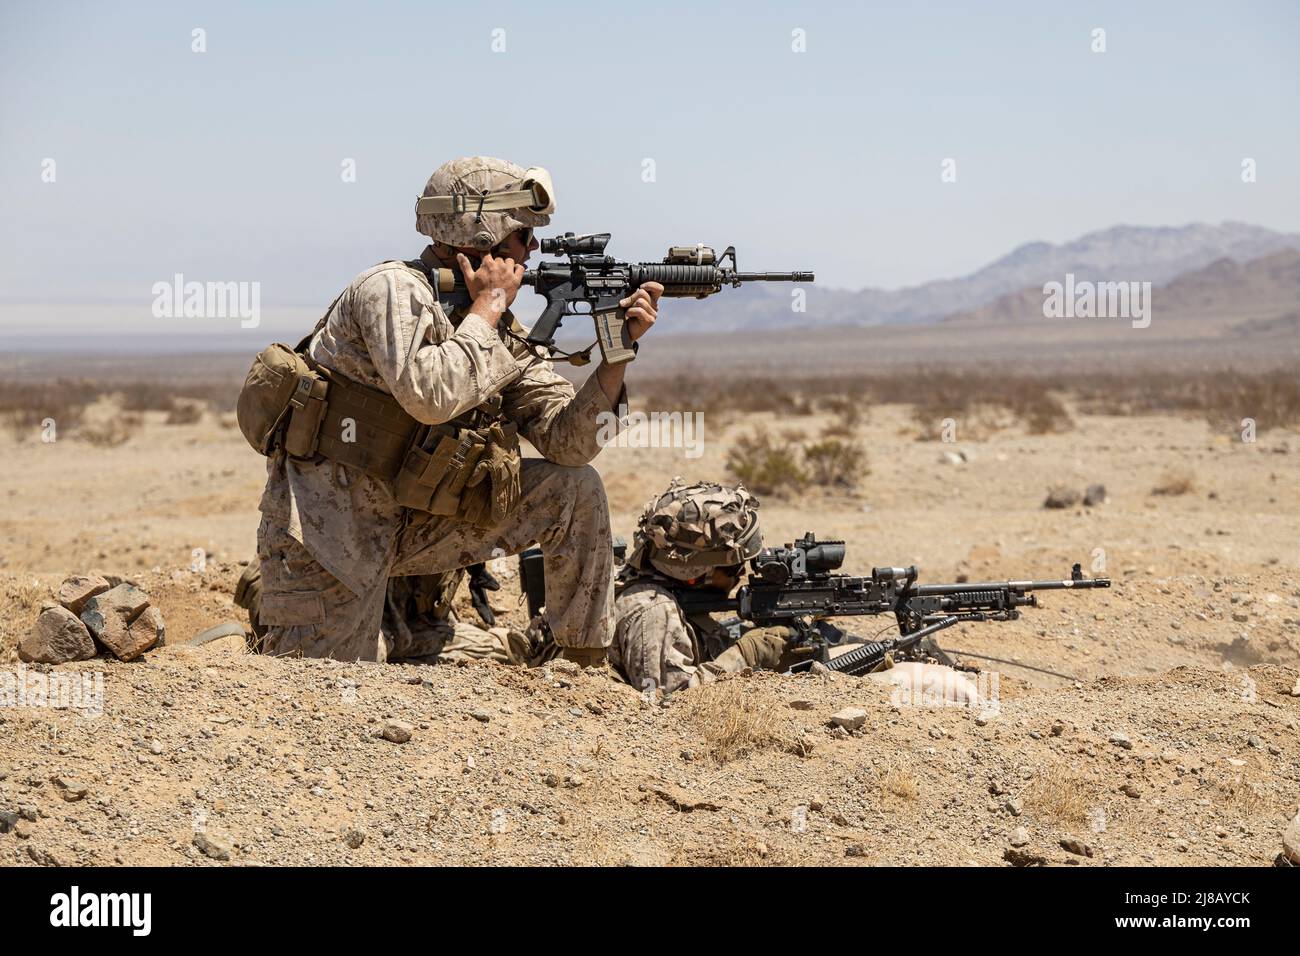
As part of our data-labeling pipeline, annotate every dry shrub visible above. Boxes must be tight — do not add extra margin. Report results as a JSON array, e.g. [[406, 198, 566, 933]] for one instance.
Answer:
[[819, 420, 853, 439], [726, 429, 808, 497], [819, 395, 865, 428], [116, 381, 240, 413], [1023, 394, 1074, 435], [877, 758, 919, 802], [1151, 468, 1195, 497], [802, 439, 868, 489], [8, 577, 51, 618], [912, 381, 1071, 440], [0, 379, 98, 442], [78, 413, 142, 447], [684, 679, 796, 763], [1073, 367, 1300, 432], [164, 398, 205, 425], [1203, 773, 1271, 816], [1022, 770, 1104, 825], [635, 365, 1299, 434]]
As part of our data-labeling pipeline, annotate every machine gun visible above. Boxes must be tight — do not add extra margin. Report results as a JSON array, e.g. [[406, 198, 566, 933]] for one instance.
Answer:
[[674, 533, 1111, 676], [431, 234, 813, 365]]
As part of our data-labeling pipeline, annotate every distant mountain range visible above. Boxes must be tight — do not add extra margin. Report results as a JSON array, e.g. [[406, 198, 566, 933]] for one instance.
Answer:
[[945, 247, 1300, 334], [679, 221, 1300, 330]]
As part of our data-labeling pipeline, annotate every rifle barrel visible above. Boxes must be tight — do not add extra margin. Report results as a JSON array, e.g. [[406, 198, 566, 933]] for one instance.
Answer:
[[734, 271, 815, 281]]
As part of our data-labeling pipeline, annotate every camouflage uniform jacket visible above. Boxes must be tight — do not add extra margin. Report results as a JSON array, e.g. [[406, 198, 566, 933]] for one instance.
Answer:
[[259, 248, 623, 598]]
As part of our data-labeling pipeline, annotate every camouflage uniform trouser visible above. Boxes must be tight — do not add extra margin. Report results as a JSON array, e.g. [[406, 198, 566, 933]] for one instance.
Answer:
[[256, 459, 613, 661]]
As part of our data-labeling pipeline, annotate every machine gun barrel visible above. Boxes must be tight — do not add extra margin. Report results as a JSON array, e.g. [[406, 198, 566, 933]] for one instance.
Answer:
[[912, 575, 1111, 597]]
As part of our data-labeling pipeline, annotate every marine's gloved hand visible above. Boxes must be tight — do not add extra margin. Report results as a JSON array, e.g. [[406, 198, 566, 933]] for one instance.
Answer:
[[560, 646, 607, 668], [732, 626, 800, 671], [466, 562, 500, 627]]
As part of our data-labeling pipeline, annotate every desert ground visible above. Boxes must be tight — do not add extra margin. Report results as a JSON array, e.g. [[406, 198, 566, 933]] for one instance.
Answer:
[[1, 335, 1298, 866]]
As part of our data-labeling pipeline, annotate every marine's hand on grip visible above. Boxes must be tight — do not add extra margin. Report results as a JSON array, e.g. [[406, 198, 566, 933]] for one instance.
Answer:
[[619, 281, 662, 343], [594, 281, 661, 366]]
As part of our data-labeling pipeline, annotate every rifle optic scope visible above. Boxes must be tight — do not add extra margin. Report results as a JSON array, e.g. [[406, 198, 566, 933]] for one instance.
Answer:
[[540, 232, 610, 255], [751, 533, 846, 584]]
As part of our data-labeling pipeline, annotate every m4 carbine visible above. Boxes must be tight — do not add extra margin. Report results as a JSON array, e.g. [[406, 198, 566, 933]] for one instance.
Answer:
[[676, 533, 1111, 677], [433, 234, 813, 365]]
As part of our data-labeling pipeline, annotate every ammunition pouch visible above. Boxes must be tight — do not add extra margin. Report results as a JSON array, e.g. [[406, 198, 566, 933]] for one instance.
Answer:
[[393, 419, 521, 528]]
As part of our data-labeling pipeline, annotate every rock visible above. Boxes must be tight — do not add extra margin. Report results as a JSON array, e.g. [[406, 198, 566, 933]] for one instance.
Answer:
[[1082, 483, 1107, 507], [50, 776, 88, 802], [1009, 826, 1030, 847], [1044, 484, 1080, 509], [1282, 813, 1300, 866], [18, 606, 97, 664], [940, 451, 966, 466], [55, 575, 111, 615], [1109, 731, 1133, 750], [193, 831, 233, 861], [127, 605, 165, 653], [469, 709, 491, 723], [1291, 677, 1300, 698], [344, 828, 366, 850], [379, 719, 413, 744], [95, 611, 157, 661], [1050, 721, 1066, 736], [1005, 797, 1023, 817], [844, 843, 869, 858], [1120, 783, 1143, 799], [26, 845, 65, 867], [550, 659, 580, 677], [0, 810, 18, 833], [80, 584, 149, 636], [81, 584, 154, 661], [788, 699, 816, 711], [829, 707, 867, 731], [1003, 847, 1048, 866], [1060, 838, 1093, 857]]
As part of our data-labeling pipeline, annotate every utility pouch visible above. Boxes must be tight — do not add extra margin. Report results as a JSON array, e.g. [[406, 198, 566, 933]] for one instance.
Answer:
[[282, 372, 330, 458]]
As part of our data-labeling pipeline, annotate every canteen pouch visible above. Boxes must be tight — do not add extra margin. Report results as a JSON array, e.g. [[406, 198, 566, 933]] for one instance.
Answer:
[[237, 343, 326, 456]]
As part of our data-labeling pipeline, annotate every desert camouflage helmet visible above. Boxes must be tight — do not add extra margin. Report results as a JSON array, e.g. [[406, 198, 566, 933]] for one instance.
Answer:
[[629, 478, 763, 582], [415, 156, 555, 250]]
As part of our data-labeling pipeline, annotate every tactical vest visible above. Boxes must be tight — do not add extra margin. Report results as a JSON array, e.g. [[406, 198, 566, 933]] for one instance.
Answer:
[[236, 254, 521, 528]]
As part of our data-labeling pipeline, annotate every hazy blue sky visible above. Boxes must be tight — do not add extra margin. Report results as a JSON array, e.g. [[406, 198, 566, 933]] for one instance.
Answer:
[[1, 0, 1297, 340]]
